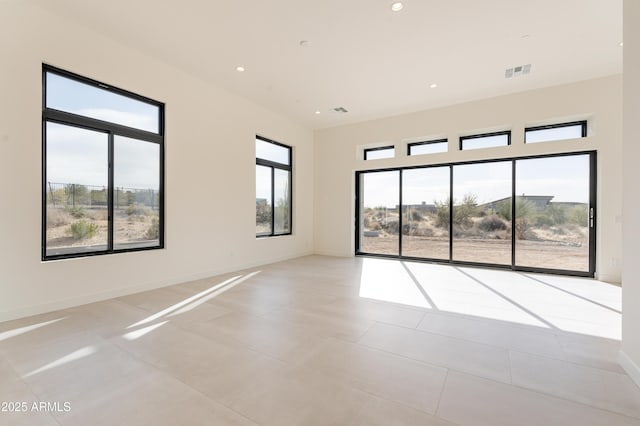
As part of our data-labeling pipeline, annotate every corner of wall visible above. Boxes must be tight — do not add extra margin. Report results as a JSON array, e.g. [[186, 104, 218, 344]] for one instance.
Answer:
[[619, 350, 640, 389]]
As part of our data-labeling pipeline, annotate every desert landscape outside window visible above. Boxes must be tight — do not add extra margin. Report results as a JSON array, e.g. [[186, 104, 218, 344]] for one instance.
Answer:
[[256, 136, 292, 237], [356, 151, 595, 276], [43, 65, 164, 260]]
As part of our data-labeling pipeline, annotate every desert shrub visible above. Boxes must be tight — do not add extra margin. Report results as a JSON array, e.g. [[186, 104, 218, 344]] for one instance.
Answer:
[[455, 194, 479, 227], [547, 204, 567, 225], [435, 194, 479, 229], [383, 220, 399, 234], [417, 226, 435, 237], [434, 199, 450, 228], [402, 223, 418, 235], [47, 208, 72, 227], [64, 184, 90, 205], [410, 210, 424, 221], [145, 216, 160, 239], [87, 209, 108, 221], [70, 220, 98, 240], [495, 199, 512, 221], [369, 221, 381, 231], [568, 205, 588, 226], [535, 215, 555, 227], [479, 215, 507, 232], [126, 203, 151, 217], [64, 205, 86, 218]]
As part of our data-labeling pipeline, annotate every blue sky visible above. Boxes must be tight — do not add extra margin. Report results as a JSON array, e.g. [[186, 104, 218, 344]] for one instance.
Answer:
[[46, 73, 160, 190]]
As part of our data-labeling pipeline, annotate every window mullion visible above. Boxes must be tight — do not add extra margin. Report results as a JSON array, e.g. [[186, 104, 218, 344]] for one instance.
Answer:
[[108, 133, 115, 252], [271, 166, 276, 236]]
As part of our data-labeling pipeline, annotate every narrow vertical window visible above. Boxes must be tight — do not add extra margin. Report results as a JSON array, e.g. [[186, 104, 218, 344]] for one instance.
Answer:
[[43, 65, 164, 260], [256, 136, 292, 237]]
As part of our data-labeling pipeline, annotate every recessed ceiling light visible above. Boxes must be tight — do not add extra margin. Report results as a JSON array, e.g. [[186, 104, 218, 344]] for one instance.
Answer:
[[391, 2, 403, 12], [235, 66, 245, 72], [429, 83, 438, 89], [619, 42, 624, 47], [315, 110, 321, 115]]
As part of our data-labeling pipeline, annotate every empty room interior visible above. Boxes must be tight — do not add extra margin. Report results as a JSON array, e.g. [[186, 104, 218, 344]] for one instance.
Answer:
[[1, 1, 640, 425]]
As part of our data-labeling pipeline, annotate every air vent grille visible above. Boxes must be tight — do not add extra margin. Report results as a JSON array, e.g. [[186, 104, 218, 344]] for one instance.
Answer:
[[505, 64, 531, 78]]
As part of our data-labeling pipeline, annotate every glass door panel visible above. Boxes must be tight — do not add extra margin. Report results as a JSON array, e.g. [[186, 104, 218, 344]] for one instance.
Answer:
[[358, 171, 400, 255], [401, 167, 450, 259], [452, 161, 512, 265], [515, 154, 591, 272]]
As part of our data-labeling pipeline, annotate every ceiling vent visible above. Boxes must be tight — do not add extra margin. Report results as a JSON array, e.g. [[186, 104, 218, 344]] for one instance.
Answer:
[[505, 64, 531, 78], [332, 107, 349, 114]]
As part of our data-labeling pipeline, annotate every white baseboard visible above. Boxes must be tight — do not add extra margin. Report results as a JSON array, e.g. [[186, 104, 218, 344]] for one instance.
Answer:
[[313, 249, 352, 258], [596, 273, 622, 285], [619, 350, 640, 389], [0, 251, 315, 323]]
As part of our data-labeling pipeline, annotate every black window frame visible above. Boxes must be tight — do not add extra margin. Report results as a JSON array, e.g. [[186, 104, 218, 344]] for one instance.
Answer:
[[355, 150, 597, 278], [42, 64, 165, 261], [364, 145, 395, 160], [255, 135, 293, 238], [407, 139, 448, 156], [524, 120, 587, 143], [459, 130, 511, 151]]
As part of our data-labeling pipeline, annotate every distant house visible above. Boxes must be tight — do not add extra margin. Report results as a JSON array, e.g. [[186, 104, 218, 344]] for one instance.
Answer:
[[397, 201, 437, 214], [480, 195, 554, 212]]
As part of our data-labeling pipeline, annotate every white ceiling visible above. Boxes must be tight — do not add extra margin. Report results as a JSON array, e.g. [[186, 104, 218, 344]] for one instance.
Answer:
[[34, 0, 622, 130]]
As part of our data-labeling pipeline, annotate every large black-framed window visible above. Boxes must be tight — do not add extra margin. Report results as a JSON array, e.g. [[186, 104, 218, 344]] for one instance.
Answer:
[[355, 151, 597, 277], [256, 136, 292, 237], [42, 65, 165, 260]]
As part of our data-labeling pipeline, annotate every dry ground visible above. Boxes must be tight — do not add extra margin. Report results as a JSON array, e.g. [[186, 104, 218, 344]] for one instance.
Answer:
[[361, 236, 589, 272]]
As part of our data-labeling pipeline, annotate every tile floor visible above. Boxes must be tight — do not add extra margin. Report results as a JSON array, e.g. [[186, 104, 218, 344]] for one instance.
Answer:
[[0, 255, 638, 425]]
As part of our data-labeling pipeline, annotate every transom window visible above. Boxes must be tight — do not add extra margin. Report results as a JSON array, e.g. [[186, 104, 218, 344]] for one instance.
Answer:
[[460, 131, 511, 150], [42, 65, 164, 260], [256, 136, 292, 237], [525, 121, 587, 144], [407, 139, 448, 156], [364, 146, 395, 160]]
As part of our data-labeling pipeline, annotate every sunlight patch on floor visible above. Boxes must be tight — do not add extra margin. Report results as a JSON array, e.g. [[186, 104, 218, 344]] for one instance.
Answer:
[[359, 257, 621, 339], [127, 274, 247, 329], [122, 321, 169, 341], [23, 346, 96, 378], [0, 317, 68, 342]]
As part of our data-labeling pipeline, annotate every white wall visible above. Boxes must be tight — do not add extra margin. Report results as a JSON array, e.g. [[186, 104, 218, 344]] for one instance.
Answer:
[[314, 75, 622, 283], [0, 1, 314, 322], [620, 0, 640, 387]]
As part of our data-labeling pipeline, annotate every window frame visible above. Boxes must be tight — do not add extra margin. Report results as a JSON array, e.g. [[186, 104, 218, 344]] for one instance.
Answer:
[[42, 64, 165, 261], [524, 120, 587, 144], [407, 139, 448, 156], [459, 130, 511, 151], [364, 145, 395, 160], [255, 135, 293, 238], [354, 150, 597, 278]]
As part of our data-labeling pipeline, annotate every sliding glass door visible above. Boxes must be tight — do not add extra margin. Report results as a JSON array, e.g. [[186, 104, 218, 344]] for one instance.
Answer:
[[355, 152, 595, 276], [357, 170, 400, 256], [514, 154, 592, 272], [452, 161, 512, 265], [401, 167, 450, 259]]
